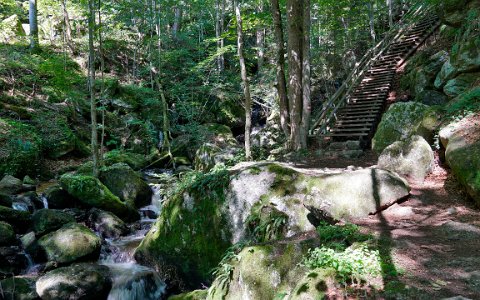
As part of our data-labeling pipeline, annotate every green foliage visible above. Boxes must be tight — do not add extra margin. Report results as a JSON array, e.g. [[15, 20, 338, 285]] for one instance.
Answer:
[[316, 222, 370, 250], [246, 206, 288, 243], [0, 118, 42, 178], [302, 244, 382, 284], [446, 87, 480, 118]]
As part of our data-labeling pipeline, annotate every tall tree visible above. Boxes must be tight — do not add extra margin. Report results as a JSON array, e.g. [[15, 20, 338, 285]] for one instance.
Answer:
[[29, 0, 38, 49], [235, 1, 252, 160], [215, 0, 225, 71], [61, 0, 75, 53], [88, 0, 99, 176], [301, 0, 311, 149], [270, 0, 290, 138]]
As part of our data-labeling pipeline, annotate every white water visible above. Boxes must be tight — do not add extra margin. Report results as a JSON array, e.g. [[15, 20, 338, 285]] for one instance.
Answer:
[[99, 171, 168, 300], [40, 195, 49, 208]]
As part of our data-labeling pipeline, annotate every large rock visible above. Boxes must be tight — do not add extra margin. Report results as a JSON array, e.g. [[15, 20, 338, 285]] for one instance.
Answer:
[[99, 163, 152, 208], [32, 209, 75, 236], [412, 51, 450, 96], [43, 184, 75, 209], [378, 135, 434, 182], [434, 58, 458, 89], [36, 264, 111, 300], [440, 114, 480, 204], [0, 221, 16, 246], [0, 276, 39, 300], [443, 73, 479, 98], [416, 90, 448, 106], [0, 175, 34, 195], [86, 208, 129, 239], [0, 192, 13, 207], [194, 143, 241, 172], [135, 163, 409, 289], [38, 223, 101, 265], [59, 173, 139, 221], [0, 205, 32, 233], [450, 17, 480, 73], [372, 102, 440, 153]]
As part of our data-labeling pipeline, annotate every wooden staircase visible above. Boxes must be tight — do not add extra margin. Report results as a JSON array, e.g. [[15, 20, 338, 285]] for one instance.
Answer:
[[310, 4, 441, 152]]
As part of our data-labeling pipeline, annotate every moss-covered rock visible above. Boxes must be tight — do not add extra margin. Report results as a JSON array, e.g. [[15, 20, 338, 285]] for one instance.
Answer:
[[440, 114, 480, 204], [0, 175, 32, 195], [99, 163, 152, 208], [59, 173, 139, 221], [378, 135, 434, 183], [0, 192, 13, 207], [103, 150, 149, 170], [450, 8, 480, 73], [86, 208, 129, 239], [135, 163, 409, 290], [372, 102, 440, 153], [434, 58, 458, 89], [194, 143, 241, 172], [36, 263, 111, 300], [0, 118, 42, 179], [32, 209, 75, 236], [443, 72, 479, 98], [416, 90, 448, 106], [0, 221, 16, 246], [0, 276, 39, 300], [0, 205, 31, 233], [38, 223, 101, 265]]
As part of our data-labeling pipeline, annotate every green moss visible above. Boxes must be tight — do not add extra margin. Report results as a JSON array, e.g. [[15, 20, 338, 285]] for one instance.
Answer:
[[168, 290, 208, 300], [0, 118, 42, 178], [59, 173, 138, 220], [32, 209, 76, 236], [103, 150, 149, 170], [135, 168, 232, 287]]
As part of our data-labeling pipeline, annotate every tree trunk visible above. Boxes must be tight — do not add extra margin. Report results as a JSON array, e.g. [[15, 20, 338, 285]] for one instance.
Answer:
[[368, 1, 376, 44], [300, 0, 311, 148], [387, 0, 393, 28], [270, 0, 290, 139], [172, 5, 182, 39], [88, 0, 99, 177], [215, 0, 225, 71], [287, 0, 304, 150], [29, 0, 39, 50], [61, 0, 75, 53], [256, 3, 265, 70], [235, 1, 252, 160]]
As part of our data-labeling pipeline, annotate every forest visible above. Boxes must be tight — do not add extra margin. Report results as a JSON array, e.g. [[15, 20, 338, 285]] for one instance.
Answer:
[[0, 0, 479, 299]]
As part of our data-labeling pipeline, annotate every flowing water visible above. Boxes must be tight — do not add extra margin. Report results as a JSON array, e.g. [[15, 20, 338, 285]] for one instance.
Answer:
[[17, 170, 169, 299]]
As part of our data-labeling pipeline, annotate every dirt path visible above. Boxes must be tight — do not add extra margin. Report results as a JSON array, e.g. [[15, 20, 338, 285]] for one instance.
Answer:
[[354, 154, 480, 299]]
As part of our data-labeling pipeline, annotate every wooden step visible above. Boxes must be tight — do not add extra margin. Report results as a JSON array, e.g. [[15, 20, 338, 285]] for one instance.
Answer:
[[348, 100, 384, 105], [323, 132, 369, 138], [335, 118, 376, 124], [330, 128, 371, 133]]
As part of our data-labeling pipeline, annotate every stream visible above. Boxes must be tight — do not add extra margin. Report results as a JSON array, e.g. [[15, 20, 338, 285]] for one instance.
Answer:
[[19, 170, 169, 299]]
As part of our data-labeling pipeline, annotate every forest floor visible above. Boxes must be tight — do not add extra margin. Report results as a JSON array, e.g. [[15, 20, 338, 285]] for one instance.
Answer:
[[299, 150, 480, 299]]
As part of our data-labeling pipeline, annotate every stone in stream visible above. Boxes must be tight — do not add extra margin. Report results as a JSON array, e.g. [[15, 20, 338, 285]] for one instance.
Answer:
[[0, 221, 16, 246], [99, 163, 153, 208], [0, 276, 39, 300], [37, 223, 101, 266], [135, 163, 410, 289], [43, 184, 75, 209], [36, 263, 112, 300], [0, 205, 32, 233], [32, 209, 76, 236], [87, 208, 129, 239], [59, 173, 139, 221], [0, 175, 35, 195]]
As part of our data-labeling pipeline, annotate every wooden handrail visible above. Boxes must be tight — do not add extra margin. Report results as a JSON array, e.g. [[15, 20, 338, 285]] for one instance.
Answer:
[[309, 3, 435, 136]]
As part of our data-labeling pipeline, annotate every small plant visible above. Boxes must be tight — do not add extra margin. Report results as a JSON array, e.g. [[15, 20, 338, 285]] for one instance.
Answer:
[[316, 222, 370, 249], [302, 244, 382, 285], [246, 206, 288, 243]]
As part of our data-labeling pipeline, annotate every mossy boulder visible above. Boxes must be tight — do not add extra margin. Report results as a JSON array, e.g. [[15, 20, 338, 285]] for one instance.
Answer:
[[59, 173, 139, 221], [0, 192, 13, 207], [372, 102, 440, 153], [194, 143, 241, 172], [36, 263, 111, 300], [378, 135, 434, 183], [0, 118, 42, 179], [32, 209, 75, 236], [440, 115, 480, 204], [206, 241, 332, 300], [135, 163, 409, 290], [37, 223, 101, 265], [416, 90, 448, 106], [86, 208, 129, 239], [443, 72, 479, 98], [0, 175, 32, 195], [410, 51, 450, 96], [103, 150, 149, 170], [99, 163, 152, 208], [168, 290, 208, 300], [450, 10, 480, 73], [0, 221, 16, 246], [0, 205, 32, 233], [0, 276, 39, 300], [434, 58, 458, 89]]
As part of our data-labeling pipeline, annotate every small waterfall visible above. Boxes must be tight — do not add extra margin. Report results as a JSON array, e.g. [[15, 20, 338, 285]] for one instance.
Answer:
[[12, 201, 29, 211], [40, 195, 49, 209], [98, 169, 169, 300]]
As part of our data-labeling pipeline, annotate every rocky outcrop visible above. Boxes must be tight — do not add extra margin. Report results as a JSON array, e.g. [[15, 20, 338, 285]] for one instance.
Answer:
[[372, 102, 440, 153], [38, 223, 101, 266], [440, 114, 480, 204], [135, 163, 409, 289], [99, 163, 153, 208], [378, 135, 434, 183], [59, 173, 139, 221], [36, 264, 112, 300]]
